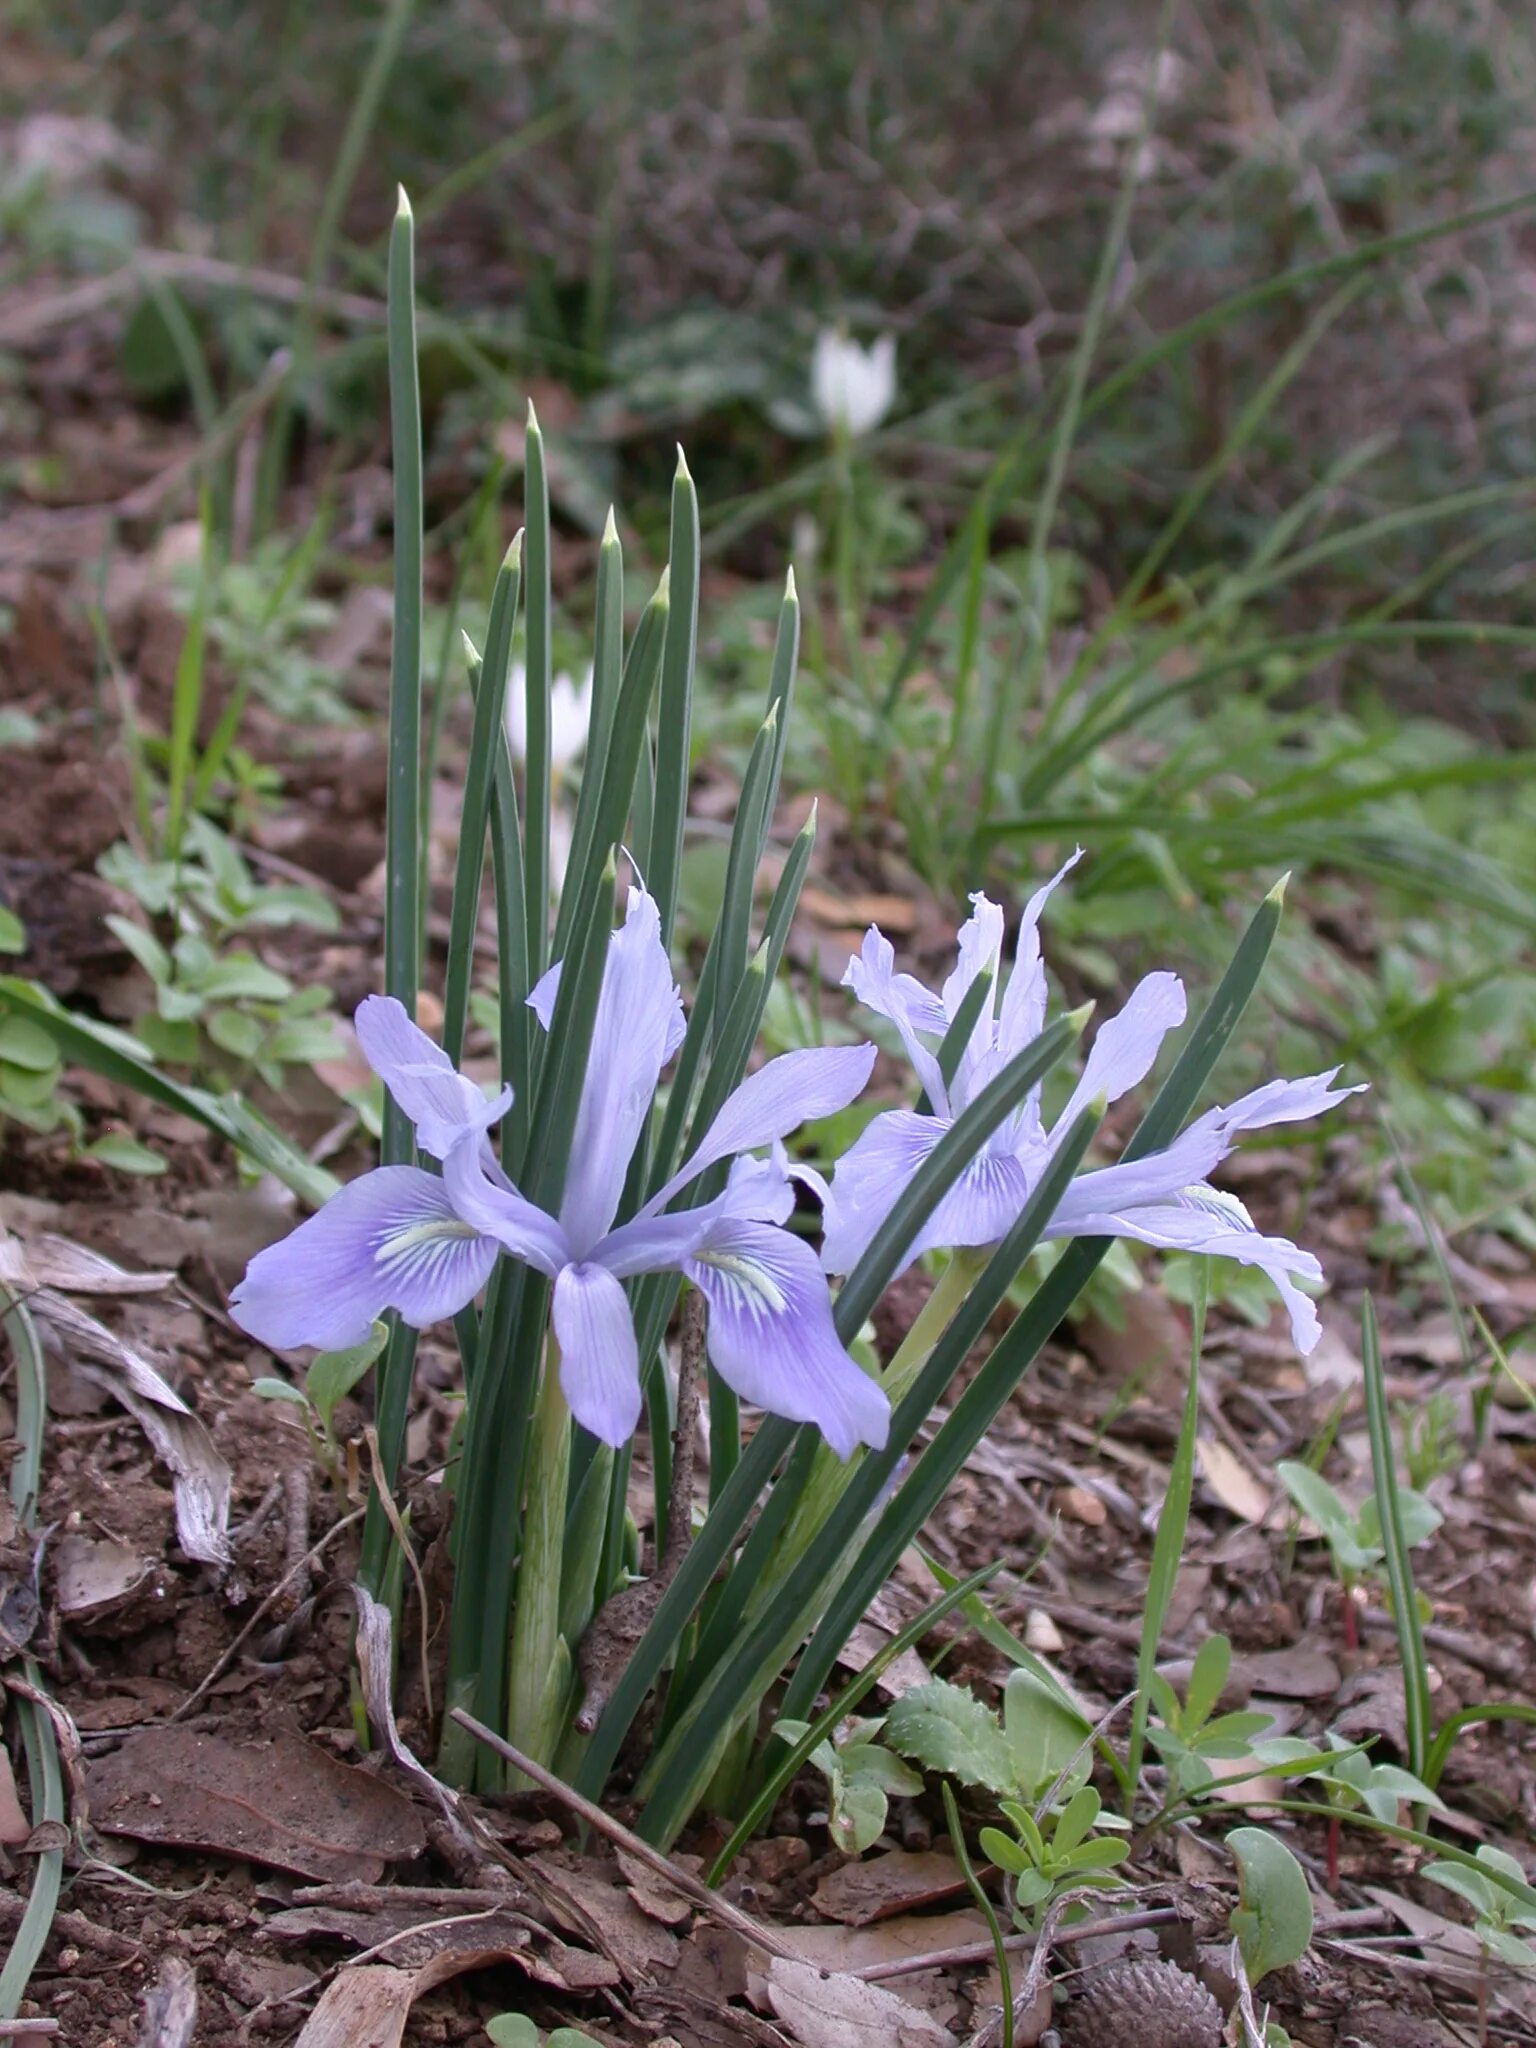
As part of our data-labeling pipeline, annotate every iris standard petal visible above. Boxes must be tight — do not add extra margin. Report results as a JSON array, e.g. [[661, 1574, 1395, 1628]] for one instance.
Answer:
[[598, 1153, 794, 1279], [649, 1042, 877, 1211], [230, 1166, 497, 1352], [354, 995, 513, 1160], [843, 928, 948, 1111], [1045, 1187, 1324, 1352], [940, 893, 1006, 1110], [820, 1109, 1032, 1278], [556, 888, 686, 1256], [995, 849, 1082, 1062], [1054, 971, 1187, 1132], [439, 1141, 572, 1277], [683, 1223, 890, 1458], [552, 1260, 643, 1445]]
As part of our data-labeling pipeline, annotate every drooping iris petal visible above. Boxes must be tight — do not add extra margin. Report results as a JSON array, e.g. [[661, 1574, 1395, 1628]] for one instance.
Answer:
[[599, 1153, 794, 1279], [230, 1166, 497, 1351], [1046, 1187, 1324, 1352], [684, 1223, 890, 1458], [843, 928, 948, 1112], [1194, 1068, 1368, 1144], [1054, 971, 1187, 1131], [648, 1043, 877, 1211], [439, 1141, 572, 1277], [354, 995, 513, 1160], [820, 1109, 1032, 1278], [552, 1260, 643, 1445], [559, 888, 687, 1257], [1047, 1116, 1232, 1219]]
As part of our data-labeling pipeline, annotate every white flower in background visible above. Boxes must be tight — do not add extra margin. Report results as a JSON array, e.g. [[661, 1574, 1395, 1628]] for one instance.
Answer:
[[505, 663, 594, 771], [811, 329, 896, 438]]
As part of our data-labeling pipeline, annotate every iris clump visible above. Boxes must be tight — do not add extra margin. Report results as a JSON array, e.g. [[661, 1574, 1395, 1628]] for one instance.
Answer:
[[233, 887, 888, 1457], [227, 200, 1364, 1832]]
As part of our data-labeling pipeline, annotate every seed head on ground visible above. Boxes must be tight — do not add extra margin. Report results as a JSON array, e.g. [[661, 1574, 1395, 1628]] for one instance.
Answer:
[[1059, 1956, 1224, 2048]]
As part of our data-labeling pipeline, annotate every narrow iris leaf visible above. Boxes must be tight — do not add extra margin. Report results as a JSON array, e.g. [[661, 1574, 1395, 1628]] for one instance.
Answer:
[[443, 538, 522, 1067]]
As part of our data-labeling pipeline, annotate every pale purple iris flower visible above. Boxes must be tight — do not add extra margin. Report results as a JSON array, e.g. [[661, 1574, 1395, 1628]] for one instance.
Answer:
[[821, 853, 1364, 1354], [231, 888, 888, 1457]]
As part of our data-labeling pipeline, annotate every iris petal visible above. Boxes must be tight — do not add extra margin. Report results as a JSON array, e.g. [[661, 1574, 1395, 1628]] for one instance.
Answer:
[[599, 1153, 794, 1279], [820, 1109, 1031, 1278], [843, 928, 948, 1111], [650, 1043, 876, 1211], [684, 1223, 890, 1459], [558, 888, 686, 1256], [439, 1142, 572, 1277], [1054, 970, 1186, 1132], [354, 995, 512, 1160], [1047, 1188, 1324, 1352], [230, 1166, 497, 1351], [553, 1261, 643, 1445]]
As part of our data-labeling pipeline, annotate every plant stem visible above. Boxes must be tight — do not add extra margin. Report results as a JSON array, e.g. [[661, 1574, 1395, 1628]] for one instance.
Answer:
[[505, 1333, 572, 1781], [763, 1247, 988, 1590]]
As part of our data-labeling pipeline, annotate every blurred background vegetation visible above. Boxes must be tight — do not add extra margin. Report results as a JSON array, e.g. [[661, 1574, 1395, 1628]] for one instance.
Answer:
[[2, 0, 1535, 1294]]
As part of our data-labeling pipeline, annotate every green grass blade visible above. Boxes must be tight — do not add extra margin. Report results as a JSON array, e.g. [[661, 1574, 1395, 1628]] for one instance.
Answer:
[[1032, 279, 1365, 770], [883, 189, 1536, 717], [163, 524, 209, 863], [1424, 1704, 1536, 1795], [557, 510, 624, 959], [652, 448, 701, 948], [363, 187, 427, 1584], [712, 705, 780, 1035], [443, 538, 523, 1067], [969, 0, 1174, 843], [1124, 1259, 1207, 1797], [523, 403, 554, 975], [1361, 1295, 1431, 1780], [382, 185, 425, 1133]]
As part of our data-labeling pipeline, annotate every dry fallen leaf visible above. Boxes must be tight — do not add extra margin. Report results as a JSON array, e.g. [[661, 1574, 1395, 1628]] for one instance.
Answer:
[[87, 1726, 426, 1881], [54, 1532, 162, 1629], [530, 1849, 683, 1982], [0, 1235, 230, 1565], [1196, 1437, 1272, 1525], [812, 1850, 971, 1926], [766, 1955, 950, 2048]]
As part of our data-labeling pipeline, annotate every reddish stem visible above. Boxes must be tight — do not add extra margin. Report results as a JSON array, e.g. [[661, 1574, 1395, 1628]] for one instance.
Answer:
[[1327, 1811, 1340, 1892], [1342, 1580, 1359, 1652]]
